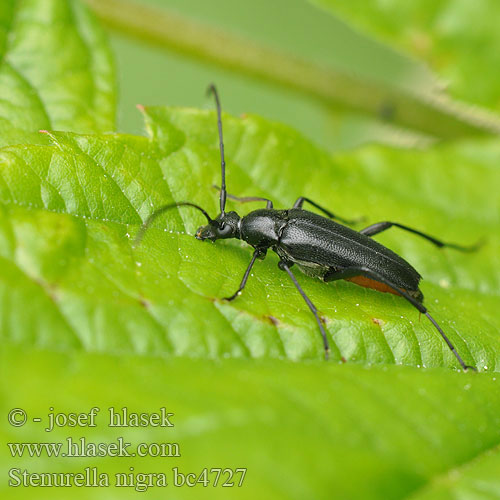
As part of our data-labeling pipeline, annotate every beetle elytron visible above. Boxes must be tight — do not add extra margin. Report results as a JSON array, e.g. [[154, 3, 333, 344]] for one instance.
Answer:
[[137, 85, 480, 370]]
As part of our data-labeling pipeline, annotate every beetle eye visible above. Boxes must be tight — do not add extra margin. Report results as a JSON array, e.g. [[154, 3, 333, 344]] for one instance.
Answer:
[[218, 223, 232, 236]]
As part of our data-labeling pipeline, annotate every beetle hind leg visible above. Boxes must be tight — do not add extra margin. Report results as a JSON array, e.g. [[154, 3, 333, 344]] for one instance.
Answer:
[[324, 266, 475, 371]]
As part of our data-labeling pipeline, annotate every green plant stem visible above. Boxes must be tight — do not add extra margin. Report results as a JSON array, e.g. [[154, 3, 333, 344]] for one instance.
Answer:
[[85, 0, 500, 140]]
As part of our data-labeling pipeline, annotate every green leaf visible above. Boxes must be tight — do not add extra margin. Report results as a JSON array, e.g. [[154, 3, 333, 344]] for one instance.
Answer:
[[313, 0, 500, 112], [1, 347, 500, 499], [1, 108, 499, 370], [2, 2, 499, 499], [409, 445, 500, 500], [0, 0, 116, 146]]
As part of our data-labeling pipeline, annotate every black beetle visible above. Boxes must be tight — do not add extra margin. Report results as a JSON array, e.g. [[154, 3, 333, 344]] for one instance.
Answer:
[[137, 85, 480, 370]]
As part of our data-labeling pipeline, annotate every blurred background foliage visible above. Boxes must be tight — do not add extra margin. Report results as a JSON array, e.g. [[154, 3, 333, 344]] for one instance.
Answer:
[[87, 0, 500, 150], [314, 0, 500, 111]]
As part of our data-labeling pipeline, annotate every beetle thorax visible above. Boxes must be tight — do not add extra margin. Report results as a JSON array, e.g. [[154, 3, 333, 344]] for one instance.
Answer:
[[240, 209, 287, 248]]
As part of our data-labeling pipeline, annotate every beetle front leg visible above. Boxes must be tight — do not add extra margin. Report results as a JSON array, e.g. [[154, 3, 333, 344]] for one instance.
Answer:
[[222, 248, 266, 301], [213, 185, 273, 208], [293, 196, 364, 224], [360, 221, 482, 252], [278, 260, 331, 360]]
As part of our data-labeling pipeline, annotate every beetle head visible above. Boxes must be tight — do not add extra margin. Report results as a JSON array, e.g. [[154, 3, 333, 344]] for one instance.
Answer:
[[196, 211, 240, 241]]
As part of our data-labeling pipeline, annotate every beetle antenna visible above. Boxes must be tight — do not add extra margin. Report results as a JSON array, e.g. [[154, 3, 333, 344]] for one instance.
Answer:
[[134, 202, 213, 247], [207, 84, 227, 217]]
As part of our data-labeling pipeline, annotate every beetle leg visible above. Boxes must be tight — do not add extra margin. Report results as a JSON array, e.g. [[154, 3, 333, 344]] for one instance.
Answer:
[[360, 221, 483, 252], [212, 185, 273, 208], [278, 260, 331, 360], [222, 248, 265, 302], [324, 266, 476, 371], [293, 196, 364, 224]]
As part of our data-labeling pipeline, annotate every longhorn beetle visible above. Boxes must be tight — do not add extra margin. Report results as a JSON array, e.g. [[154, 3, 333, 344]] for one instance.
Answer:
[[137, 85, 481, 371]]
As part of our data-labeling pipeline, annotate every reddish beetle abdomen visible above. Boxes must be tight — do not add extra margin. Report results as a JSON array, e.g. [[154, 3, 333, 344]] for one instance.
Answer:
[[346, 276, 423, 302]]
